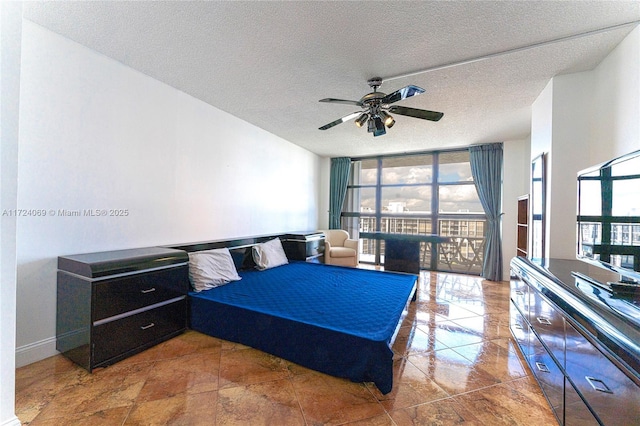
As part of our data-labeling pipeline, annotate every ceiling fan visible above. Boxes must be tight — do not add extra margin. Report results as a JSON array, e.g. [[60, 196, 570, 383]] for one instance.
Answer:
[[318, 77, 443, 137]]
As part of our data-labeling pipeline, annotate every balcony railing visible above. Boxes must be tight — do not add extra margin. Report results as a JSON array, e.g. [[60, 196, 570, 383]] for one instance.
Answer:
[[349, 216, 485, 275], [437, 236, 484, 275]]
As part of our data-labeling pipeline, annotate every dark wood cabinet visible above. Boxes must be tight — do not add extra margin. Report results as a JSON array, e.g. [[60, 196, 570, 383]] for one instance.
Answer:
[[359, 232, 450, 274], [510, 257, 640, 425], [384, 239, 421, 274], [280, 231, 325, 263], [57, 247, 189, 371]]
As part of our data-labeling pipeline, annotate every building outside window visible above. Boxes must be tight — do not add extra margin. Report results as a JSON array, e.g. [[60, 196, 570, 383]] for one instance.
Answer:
[[341, 150, 486, 275]]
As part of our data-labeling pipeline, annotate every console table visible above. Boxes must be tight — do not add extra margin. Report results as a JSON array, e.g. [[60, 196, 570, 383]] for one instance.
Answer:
[[57, 247, 189, 371], [510, 257, 639, 425], [360, 232, 450, 274]]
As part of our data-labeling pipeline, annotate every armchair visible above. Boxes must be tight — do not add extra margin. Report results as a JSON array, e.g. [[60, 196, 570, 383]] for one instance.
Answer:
[[321, 229, 359, 267]]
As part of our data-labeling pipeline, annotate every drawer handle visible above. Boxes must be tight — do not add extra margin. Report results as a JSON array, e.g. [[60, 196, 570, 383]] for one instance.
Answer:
[[141, 288, 156, 294], [535, 362, 550, 373], [513, 323, 523, 330], [586, 376, 613, 394], [536, 317, 552, 326], [514, 290, 525, 296], [140, 323, 155, 330]]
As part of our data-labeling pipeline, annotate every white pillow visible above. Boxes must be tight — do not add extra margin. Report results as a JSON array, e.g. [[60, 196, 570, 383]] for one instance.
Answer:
[[252, 238, 289, 270], [188, 247, 242, 292]]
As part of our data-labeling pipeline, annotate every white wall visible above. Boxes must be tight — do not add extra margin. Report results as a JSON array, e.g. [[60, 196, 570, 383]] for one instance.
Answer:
[[15, 21, 322, 366], [529, 25, 640, 261], [590, 26, 640, 162], [531, 79, 554, 160], [548, 71, 594, 259], [0, 3, 23, 425], [502, 137, 530, 278]]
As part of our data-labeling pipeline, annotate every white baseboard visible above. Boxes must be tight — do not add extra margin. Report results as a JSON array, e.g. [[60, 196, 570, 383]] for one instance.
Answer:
[[0, 415, 21, 426], [15, 336, 58, 368]]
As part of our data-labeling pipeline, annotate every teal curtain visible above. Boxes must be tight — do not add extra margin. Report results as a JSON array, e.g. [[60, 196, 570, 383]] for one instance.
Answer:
[[469, 143, 503, 281], [329, 157, 351, 229]]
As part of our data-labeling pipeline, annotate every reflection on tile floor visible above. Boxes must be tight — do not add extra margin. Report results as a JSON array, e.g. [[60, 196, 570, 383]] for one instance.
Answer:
[[16, 271, 558, 425]]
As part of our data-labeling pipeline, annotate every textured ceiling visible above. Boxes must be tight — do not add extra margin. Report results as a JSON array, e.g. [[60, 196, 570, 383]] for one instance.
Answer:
[[23, 1, 640, 158]]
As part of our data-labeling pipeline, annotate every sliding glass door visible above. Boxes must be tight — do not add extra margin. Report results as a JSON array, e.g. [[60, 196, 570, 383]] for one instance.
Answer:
[[341, 150, 486, 275]]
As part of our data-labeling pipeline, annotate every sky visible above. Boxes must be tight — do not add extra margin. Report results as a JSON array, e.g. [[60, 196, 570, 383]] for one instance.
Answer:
[[356, 159, 484, 214]]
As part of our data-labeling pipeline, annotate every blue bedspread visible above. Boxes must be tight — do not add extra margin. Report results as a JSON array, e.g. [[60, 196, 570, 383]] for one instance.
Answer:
[[189, 261, 416, 393]]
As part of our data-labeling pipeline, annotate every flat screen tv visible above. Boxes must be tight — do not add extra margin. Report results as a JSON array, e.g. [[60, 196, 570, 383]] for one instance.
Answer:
[[577, 149, 640, 284]]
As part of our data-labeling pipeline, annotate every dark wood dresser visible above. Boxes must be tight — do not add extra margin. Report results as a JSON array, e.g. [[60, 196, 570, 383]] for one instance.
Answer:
[[510, 257, 639, 425], [56, 247, 189, 371]]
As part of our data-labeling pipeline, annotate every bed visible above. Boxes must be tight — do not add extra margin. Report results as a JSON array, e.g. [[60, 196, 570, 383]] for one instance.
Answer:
[[182, 238, 417, 394]]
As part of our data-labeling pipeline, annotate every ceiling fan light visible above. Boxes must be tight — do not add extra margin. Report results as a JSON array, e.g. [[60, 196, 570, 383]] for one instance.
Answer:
[[374, 116, 384, 130], [373, 116, 386, 136], [367, 118, 375, 133], [354, 113, 368, 128], [380, 111, 395, 128]]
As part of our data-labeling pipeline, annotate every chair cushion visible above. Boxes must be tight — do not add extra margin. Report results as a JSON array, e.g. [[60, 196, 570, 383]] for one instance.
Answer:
[[330, 247, 357, 258], [324, 229, 349, 246]]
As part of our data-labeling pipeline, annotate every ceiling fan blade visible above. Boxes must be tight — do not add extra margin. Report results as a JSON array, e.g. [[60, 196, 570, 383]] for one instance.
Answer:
[[319, 98, 364, 107], [388, 105, 444, 122], [319, 112, 362, 130], [381, 85, 425, 104]]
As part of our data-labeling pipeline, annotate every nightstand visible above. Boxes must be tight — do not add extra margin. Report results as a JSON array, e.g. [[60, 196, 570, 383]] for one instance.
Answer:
[[281, 231, 325, 263], [56, 246, 189, 371]]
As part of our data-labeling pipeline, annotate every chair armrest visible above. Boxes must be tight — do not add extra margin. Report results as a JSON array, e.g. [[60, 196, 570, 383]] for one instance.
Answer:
[[324, 241, 332, 253], [345, 239, 359, 263], [344, 239, 358, 251]]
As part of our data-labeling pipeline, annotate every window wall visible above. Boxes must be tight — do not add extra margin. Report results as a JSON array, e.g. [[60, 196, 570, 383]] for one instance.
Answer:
[[342, 150, 486, 274]]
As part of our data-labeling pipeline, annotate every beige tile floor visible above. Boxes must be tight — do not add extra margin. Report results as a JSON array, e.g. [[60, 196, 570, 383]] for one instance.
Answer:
[[15, 271, 558, 425]]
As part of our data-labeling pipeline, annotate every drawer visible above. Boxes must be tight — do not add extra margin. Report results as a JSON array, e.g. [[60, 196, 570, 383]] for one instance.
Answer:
[[510, 277, 530, 315], [564, 379, 599, 426], [528, 288, 565, 366], [281, 238, 325, 261], [510, 302, 531, 357], [92, 299, 186, 366], [93, 266, 188, 321], [564, 322, 640, 425], [305, 238, 325, 257], [529, 336, 564, 423]]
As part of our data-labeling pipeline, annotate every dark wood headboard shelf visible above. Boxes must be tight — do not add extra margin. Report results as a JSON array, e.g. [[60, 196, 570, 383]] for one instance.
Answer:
[[167, 234, 278, 253], [166, 231, 325, 263]]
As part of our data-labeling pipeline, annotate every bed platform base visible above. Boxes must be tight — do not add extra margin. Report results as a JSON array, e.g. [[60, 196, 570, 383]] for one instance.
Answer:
[[171, 233, 417, 394]]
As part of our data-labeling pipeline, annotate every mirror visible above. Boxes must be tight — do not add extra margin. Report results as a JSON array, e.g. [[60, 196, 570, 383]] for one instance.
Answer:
[[531, 153, 546, 259]]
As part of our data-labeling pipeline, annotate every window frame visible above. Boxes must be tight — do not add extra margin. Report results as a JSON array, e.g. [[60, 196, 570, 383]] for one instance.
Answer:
[[341, 148, 486, 273]]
